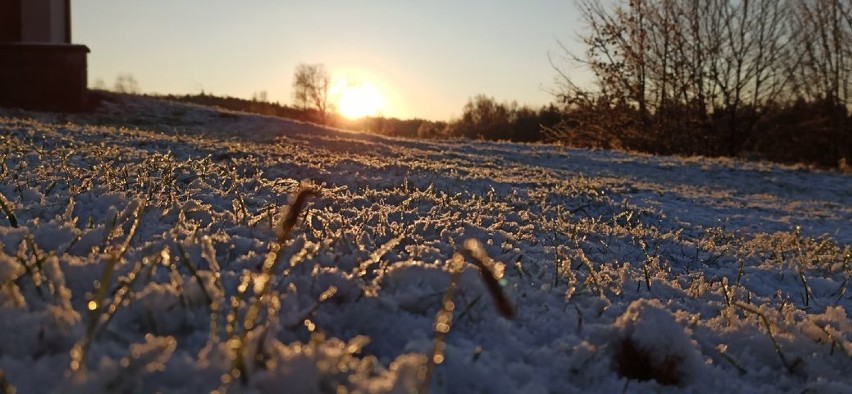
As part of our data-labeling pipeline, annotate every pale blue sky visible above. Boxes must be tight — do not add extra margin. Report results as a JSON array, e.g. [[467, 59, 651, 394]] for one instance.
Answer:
[[73, 1, 588, 120]]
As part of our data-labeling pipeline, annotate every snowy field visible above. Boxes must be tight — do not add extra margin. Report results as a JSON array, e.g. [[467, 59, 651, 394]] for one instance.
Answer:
[[0, 94, 850, 393]]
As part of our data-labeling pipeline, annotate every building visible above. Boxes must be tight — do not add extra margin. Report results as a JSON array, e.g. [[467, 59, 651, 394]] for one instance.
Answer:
[[0, 0, 89, 111]]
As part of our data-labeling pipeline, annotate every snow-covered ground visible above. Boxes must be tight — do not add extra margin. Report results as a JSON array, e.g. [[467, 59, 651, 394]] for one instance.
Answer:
[[0, 94, 850, 393]]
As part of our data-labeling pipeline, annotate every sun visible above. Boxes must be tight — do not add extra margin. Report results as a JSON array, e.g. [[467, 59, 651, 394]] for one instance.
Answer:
[[335, 81, 385, 119]]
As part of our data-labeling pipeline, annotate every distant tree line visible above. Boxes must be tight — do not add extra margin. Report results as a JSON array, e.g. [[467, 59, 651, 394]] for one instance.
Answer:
[[551, 0, 851, 168], [443, 95, 563, 142], [340, 95, 562, 142], [92, 74, 140, 94], [112, 8, 852, 172], [160, 92, 312, 122]]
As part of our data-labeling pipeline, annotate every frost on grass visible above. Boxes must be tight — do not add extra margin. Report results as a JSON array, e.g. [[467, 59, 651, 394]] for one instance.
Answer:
[[0, 95, 850, 393]]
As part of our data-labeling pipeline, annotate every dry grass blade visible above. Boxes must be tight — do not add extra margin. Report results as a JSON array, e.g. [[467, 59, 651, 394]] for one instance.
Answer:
[[70, 201, 145, 373], [200, 236, 226, 344], [15, 238, 46, 298], [354, 236, 402, 277], [0, 369, 16, 394], [792, 230, 813, 307], [638, 239, 655, 292], [422, 253, 465, 394], [734, 302, 800, 374], [277, 183, 318, 243], [226, 183, 317, 386], [716, 344, 747, 375], [809, 317, 847, 356], [176, 243, 213, 306], [286, 286, 339, 330], [92, 251, 156, 341], [462, 239, 515, 319], [104, 336, 177, 392], [0, 192, 17, 228]]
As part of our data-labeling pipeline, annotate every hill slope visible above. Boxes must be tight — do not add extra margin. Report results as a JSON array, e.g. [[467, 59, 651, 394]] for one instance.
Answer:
[[0, 95, 850, 393]]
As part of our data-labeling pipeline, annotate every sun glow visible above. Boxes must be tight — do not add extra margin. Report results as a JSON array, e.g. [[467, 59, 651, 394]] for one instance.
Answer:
[[335, 81, 385, 119]]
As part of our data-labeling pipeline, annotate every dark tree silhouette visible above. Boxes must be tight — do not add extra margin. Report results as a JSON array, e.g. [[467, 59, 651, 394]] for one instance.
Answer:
[[292, 63, 332, 123]]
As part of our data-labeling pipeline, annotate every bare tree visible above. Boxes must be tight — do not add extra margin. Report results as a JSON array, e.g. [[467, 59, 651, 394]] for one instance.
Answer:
[[787, 0, 852, 106], [252, 90, 268, 102], [557, 0, 791, 154], [113, 73, 140, 94], [710, 0, 788, 152], [552, 0, 849, 167], [292, 63, 332, 123], [783, 0, 852, 164], [92, 78, 107, 91]]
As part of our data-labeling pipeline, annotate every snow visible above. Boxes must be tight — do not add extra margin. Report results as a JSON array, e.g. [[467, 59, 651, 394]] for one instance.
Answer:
[[0, 94, 850, 393]]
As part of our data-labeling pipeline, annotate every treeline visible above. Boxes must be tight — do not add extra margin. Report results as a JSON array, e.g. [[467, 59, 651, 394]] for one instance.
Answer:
[[340, 95, 562, 142], [156, 91, 563, 143], [550, 0, 851, 168], [158, 92, 312, 122], [154, 1, 852, 173], [156, 92, 444, 137]]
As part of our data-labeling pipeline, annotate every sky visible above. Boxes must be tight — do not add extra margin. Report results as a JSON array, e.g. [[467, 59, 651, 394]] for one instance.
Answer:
[[72, 1, 589, 121]]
